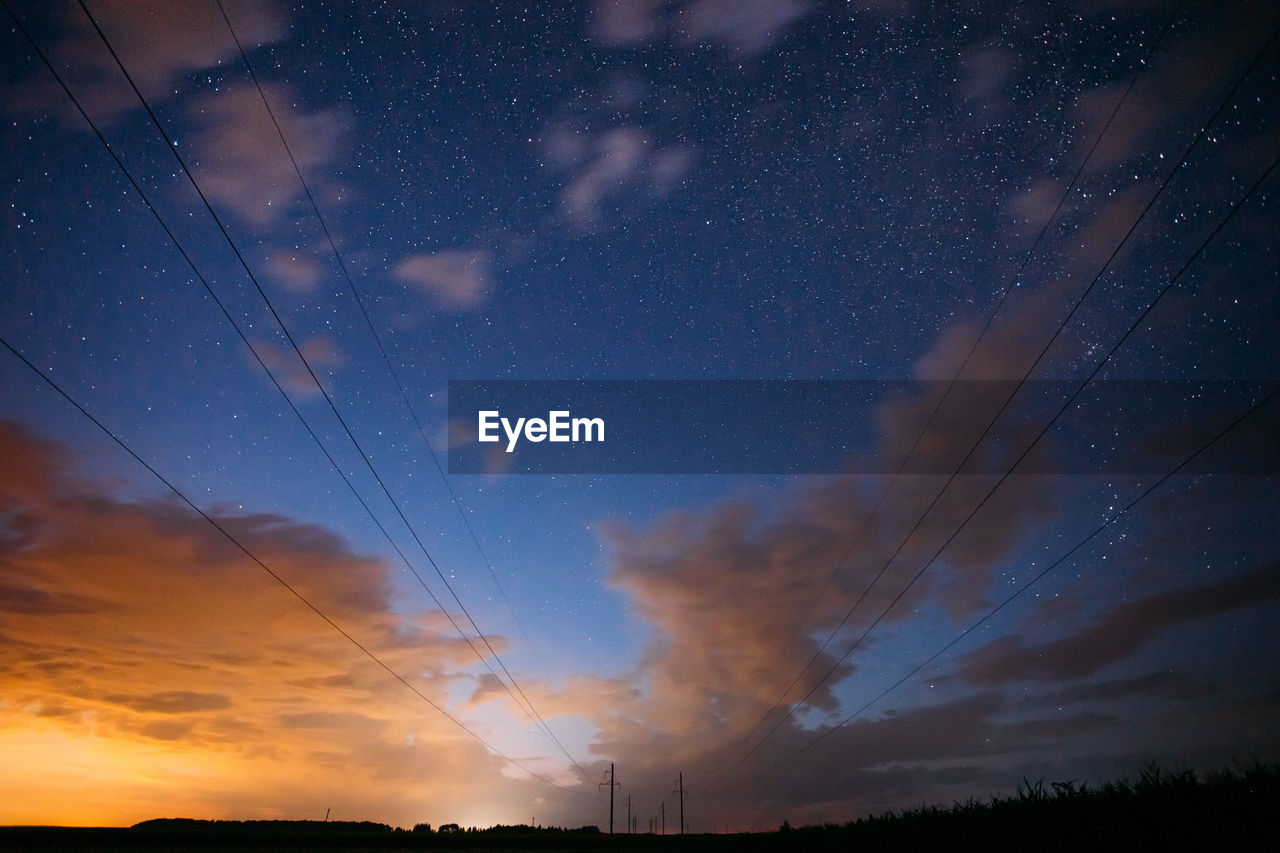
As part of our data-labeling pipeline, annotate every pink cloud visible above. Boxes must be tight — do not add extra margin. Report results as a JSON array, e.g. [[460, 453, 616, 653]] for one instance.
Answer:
[[547, 125, 695, 231], [251, 334, 344, 398], [588, 0, 663, 46], [263, 248, 326, 293], [561, 127, 652, 229], [394, 249, 493, 309], [4, 0, 286, 123], [588, 0, 812, 55], [675, 0, 812, 55], [189, 84, 349, 227]]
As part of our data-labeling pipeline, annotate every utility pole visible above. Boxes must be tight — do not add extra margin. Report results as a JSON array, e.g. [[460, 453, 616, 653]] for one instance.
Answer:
[[673, 772, 687, 835], [626, 795, 631, 835], [599, 763, 620, 834]]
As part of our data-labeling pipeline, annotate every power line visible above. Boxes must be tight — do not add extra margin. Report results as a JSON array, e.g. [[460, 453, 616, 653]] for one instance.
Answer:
[[739, 142, 1279, 774], [715, 0, 1193, 774], [4, 0, 586, 783], [768, 381, 1279, 771], [69, 0, 584, 777], [712, 0, 1203, 776], [720, 19, 1279, 776], [0, 0, 444, 639], [211, 0, 575, 769], [0, 330, 571, 791], [211, 0, 557, 685], [730, 141, 1280, 784], [2, 0, 586, 793]]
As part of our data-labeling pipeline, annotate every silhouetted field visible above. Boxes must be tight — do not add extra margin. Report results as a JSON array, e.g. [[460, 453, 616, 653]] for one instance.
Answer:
[[3, 763, 1277, 851]]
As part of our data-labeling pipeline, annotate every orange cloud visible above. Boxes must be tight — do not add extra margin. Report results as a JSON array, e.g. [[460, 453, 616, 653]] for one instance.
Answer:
[[0, 421, 578, 828]]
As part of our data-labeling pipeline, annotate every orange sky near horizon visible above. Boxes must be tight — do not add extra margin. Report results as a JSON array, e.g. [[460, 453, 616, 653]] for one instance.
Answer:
[[0, 422, 581, 829]]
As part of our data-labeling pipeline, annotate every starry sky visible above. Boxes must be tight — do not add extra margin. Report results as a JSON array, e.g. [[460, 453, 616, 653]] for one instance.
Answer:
[[2, 0, 1278, 833]]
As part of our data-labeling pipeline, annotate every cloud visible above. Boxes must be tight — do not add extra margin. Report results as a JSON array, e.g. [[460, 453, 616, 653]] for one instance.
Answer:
[[958, 564, 1280, 685], [958, 46, 1016, 103], [624, 691, 1012, 830], [1037, 671, 1212, 706], [957, 45, 1016, 124], [563, 285, 1092, 775], [188, 83, 349, 227], [649, 145, 696, 194], [263, 249, 326, 293], [251, 334, 344, 398], [1006, 179, 1066, 237], [588, 0, 812, 55], [0, 420, 559, 828], [0, 421, 68, 507], [0, 582, 99, 615], [545, 125, 695, 232], [1072, 8, 1277, 178], [675, 0, 812, 55], [4, 0, 286, 124], [561, 127, 651, 228], [394, 250, 493, 309], [590, 449, 1057, 765], [588, 0, 663, 46], [4, 5, 351, 235], [102, 691, 234, 714], [601, 501, 860, 749]]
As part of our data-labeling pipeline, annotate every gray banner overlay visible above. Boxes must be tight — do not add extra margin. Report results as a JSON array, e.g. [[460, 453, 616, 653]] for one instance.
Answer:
[[447, 380, 1279, 475]]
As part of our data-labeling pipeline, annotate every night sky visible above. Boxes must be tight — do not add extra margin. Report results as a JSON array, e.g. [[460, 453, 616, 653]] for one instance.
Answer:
[[2, 0, 1278, 833]]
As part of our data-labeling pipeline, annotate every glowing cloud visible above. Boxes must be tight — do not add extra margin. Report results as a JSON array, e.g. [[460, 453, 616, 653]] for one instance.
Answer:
[[0, 421, 567, 828]]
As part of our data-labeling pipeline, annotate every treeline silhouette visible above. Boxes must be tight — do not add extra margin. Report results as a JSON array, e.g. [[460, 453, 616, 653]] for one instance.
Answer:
[[1, 763, 1276, 850]]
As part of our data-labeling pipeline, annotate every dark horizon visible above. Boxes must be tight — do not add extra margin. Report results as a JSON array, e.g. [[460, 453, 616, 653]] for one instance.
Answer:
[[4, 762, 1278, 852]]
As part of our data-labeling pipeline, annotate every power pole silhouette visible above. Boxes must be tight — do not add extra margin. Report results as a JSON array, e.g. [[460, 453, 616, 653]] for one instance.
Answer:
[[626, 794, 631, 835], [673, 772, 687, 834], [599, 763, 620, 834]]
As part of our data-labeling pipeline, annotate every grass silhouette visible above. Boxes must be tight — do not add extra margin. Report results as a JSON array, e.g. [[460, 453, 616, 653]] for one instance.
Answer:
[[773, 761, 1280, 852]]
